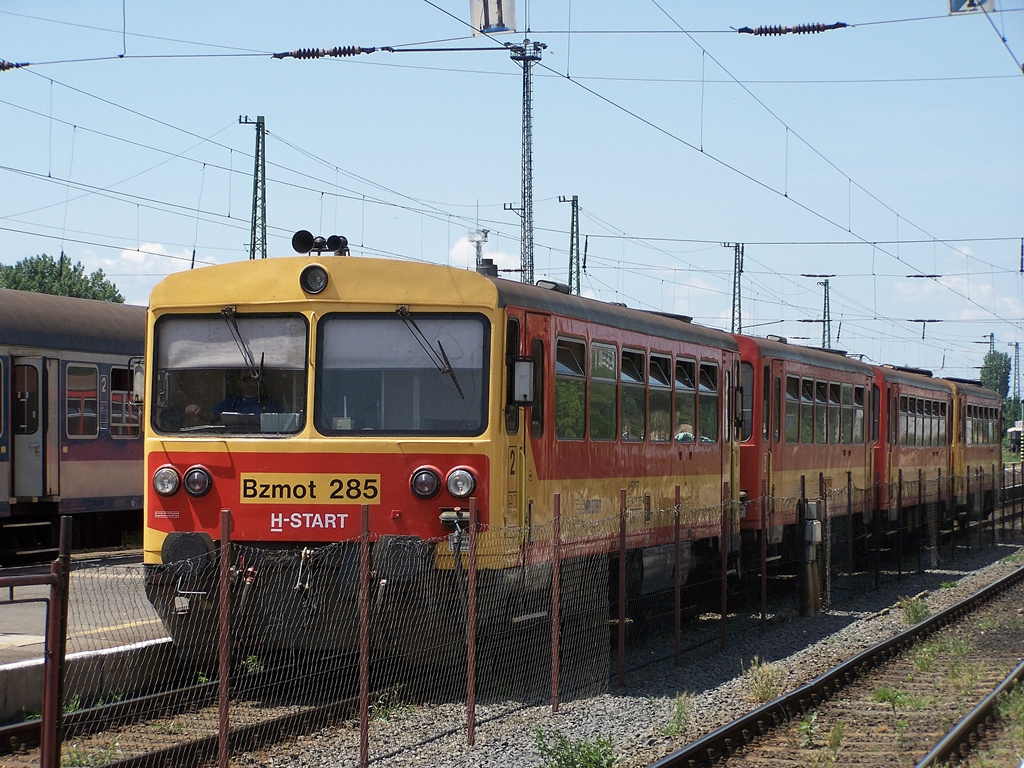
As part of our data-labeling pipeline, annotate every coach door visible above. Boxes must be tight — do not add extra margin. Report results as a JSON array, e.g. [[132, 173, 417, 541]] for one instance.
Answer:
[[12, 358, 44, 498]]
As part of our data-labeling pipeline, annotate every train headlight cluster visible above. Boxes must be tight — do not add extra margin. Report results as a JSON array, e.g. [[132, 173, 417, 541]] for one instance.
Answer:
[[410, 467, 441, 499], [446, 468, 476, 499], [153, 466, 181, 497], [183, 466, 213, 497]]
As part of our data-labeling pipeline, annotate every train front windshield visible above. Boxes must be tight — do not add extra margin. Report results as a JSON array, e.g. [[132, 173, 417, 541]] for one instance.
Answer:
[[152, 313, 308, 435], [315, 312, 489, 436]]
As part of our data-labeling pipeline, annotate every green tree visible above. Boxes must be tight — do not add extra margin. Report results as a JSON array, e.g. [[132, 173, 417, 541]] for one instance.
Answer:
[[980, 350, 1010, 399], [0, 253, 124, 302]]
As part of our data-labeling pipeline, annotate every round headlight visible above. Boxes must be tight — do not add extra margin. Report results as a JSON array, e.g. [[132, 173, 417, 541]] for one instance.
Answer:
[[446, 468, 476, 499], [183, 466, 213, 497], [410, 467, 441, 499], [153, 466, 181, 497], [299, 264, 329, 295]]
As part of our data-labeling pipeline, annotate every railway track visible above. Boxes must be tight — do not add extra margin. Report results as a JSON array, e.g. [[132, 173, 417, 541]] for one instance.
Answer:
[[650, 563, 1024, 768]]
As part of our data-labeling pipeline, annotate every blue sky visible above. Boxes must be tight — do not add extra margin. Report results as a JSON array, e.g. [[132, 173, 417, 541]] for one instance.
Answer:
[[1, 2, 1022, 381]]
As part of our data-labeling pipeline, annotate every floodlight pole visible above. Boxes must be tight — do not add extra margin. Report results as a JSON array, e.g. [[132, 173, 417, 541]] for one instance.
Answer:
[[509, 39, 545, 285]]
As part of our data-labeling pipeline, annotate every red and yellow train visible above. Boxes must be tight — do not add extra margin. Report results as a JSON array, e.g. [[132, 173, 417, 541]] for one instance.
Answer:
[[140, 243, 1002, 653]]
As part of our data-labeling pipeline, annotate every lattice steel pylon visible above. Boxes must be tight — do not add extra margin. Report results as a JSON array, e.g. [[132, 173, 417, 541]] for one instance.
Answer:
[[560, 195, 580, 295], [724, 243, 744, 333], [240, 115, 267, 259], [509, 40, 544, 284], [819, 279, 831, 348]]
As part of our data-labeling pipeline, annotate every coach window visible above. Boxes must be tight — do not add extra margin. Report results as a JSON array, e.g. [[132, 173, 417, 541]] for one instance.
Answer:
[[505, 318, 520, 435], [938, 401, 947, 445], [785, 376, 799, 443], [827, 383, 841, 444], [814, 381, 828, 444], [925, 401, 935, 446], [898, 396, 909, 446], [620, 349, 646, 442], [110, 366, 141, 439], [555, 338, 586, 439], [761, 365, 771, 440], [799, 378, 814, 444], [649, 354, 672, 443], [773, 376, 782, 443], [853, 386, 865, 443], [921, 399, 930, 446], [871, 385, 880, 444], [840, 383, 854, 443], [590, 343, 617, 441], [674, 358, 696, 443], [67, 365, 99, 438], [14, 364, 38, 435], [698, 362, 719, 442], [739, 362, 754, 442], [530, 339, 544, 439]]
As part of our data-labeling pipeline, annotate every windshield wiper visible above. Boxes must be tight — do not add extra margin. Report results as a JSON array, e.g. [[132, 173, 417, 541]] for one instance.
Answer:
[[221, 306, 260, 379], [396, 306, 465, 399]]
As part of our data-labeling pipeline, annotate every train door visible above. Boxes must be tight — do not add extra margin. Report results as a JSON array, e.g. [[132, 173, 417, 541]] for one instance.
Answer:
[[12, 357, 44, 498], [503, 313, 528, 532], [522, 311, 550, 533]]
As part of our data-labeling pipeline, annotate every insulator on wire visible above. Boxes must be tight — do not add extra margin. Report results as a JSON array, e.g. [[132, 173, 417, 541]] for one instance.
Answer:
[[273, 46, 376, 60], [0, 59, 28, 71], [737, 21, 848, 36]]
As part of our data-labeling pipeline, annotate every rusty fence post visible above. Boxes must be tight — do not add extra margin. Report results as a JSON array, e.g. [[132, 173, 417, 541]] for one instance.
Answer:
[[467, 497, 478, 742], [359, 504, 371, 768], [551, 493, 561, 713], [218, 509, 232, 768], [673, 485, 681, 665], [617, 489, 627, 688]]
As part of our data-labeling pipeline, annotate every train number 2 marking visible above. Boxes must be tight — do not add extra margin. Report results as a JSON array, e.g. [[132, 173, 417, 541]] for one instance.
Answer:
[[241, 473, 381, 504]]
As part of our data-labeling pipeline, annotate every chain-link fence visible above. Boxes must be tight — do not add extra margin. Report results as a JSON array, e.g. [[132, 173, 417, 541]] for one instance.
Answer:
[[2, 467, 1022, 766]]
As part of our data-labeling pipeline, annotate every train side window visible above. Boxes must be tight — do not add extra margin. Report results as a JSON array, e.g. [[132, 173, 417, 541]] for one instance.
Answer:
[[853, 386, 865, 443], [67, 364, 99, 438], [620, 349, 645, 442], [800, 378, 814, 444], [530, 338, 544, 439], [110, 366, 141, 439], [698, 361, 719, 443], [740, 362, 754, 442], [761, 365, 770, 440], [773, 376, 781, 443], [649, 354, 672, 443], [938, 401, 947, 445], [827, 383, 841, 444], [925, 400, 934, 447], [505, 318, 520, 435], [814, 380, 828, 444], [899, 396, 909, 446], [554, 338, 586, 439], [841, 383, 854, 443], [785, 376, 799, 443], [590, 343, 617, 441], [674, 358, 696, 443], [13, 364, 38, 434], [871, 385, 880, 444]]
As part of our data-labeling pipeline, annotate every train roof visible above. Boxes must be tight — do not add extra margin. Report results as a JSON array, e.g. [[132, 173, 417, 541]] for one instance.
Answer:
[[0, 288, 146, 356], [875, 363, 953, 393], [733, 334, 873, 375], [948, 378, 1002, 402], [488, 275, 739, 350], [150, 256, 739, 352]]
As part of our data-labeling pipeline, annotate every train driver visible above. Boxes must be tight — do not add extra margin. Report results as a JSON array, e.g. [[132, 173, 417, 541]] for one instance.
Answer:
[[185, 370, 281, 422]]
